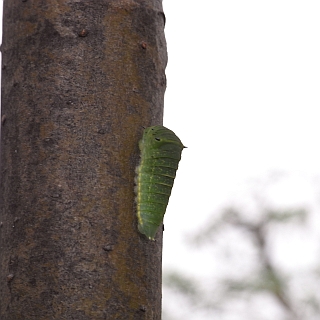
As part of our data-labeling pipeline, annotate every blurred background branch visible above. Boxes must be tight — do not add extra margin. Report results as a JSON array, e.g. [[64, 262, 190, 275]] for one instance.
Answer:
[[163, 177, 320, 320]]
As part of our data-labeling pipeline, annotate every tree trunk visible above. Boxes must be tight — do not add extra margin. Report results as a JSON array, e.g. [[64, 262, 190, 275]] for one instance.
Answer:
[[0, 1, 167, 319]]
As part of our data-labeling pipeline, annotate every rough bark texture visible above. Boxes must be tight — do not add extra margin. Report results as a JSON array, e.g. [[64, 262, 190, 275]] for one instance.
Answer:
[[0, 0, 166, 319]]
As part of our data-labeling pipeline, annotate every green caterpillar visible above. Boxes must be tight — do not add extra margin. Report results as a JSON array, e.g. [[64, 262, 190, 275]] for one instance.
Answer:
[[135, 126, 185, 240]]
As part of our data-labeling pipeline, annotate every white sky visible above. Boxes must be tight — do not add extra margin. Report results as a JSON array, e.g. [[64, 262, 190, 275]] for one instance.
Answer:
[[162, 1, 320, 315]]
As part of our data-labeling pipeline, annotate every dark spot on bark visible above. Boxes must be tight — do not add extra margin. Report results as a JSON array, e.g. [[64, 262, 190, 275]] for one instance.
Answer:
[[160, 73, 167, 86], [158, 11, 166, 26], [7, 274, 14, 282], [126, 104, 138, 114], [103, 245, 114, 252], [29, 277, 37, 287], [139, 305, 146, 312], [1, 114, 6, 125], [78, 29, 88, 37], [43, 138, 56, 148]]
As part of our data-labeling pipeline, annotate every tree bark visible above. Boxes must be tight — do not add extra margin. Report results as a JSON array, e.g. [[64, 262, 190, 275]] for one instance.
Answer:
[[0, 1, 166, 319]]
